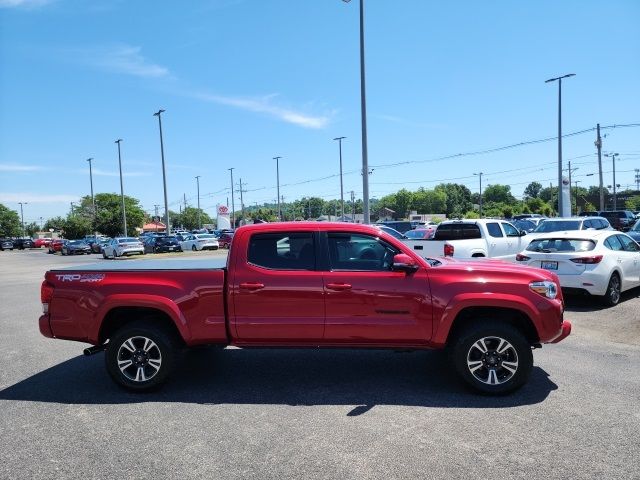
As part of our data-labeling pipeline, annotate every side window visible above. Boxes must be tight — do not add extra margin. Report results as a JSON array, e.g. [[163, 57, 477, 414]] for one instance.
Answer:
[[486, 223, 503, 238], [327, 233, 398, 271], [618, 235, 639, 252], [604, 236, 624, 251], [248, 232, 315, 270], [600, 219, 610, 229], [582, 220, 593, 229], [501, 222, 520, 237]]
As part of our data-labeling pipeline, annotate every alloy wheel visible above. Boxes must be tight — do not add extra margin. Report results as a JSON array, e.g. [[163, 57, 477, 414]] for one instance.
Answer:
[[466, 336, 519, 385]]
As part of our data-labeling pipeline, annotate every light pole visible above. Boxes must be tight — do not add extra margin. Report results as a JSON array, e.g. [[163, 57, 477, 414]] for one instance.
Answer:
[[115, 139, 127, 236], [195, 175, 201, 229], [343, 0, 370, 224], [18, 202, 27, 237], [87, 157, 97, 237], [228, 168, 235, 228], [605, 153, 619, 210], [334, 136, 346, 219], [545, 73, 575, 217], [273, 156, 282, 221], [473, 172, 483, 216], [153, 109, 170, 233]]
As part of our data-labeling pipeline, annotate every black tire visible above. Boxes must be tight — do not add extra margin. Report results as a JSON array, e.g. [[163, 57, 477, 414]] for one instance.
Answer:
[[601, 272, 621, 307], [450, 321, 533, 395], [105, 321, 179, 392]]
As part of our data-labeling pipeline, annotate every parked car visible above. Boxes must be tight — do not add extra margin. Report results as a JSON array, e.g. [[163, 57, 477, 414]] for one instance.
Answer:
[[62, 240, 92, 255], [404, 226, 436, 239], [38, 222, 571, 394], [598, 210, 637, 231], [33, 238, 52, 248], [0, 238, 14, 251], [513, 214, 546, 221], [376, 220, 413, 233], [143, 235, 182, 254], [13, 238, 35, 249], [375, 225, 407, 240], [217, 232, 234, 249], [627, 220, 640, 243], [531, 216, 612, 235], [91, 238, 112, 253], [511, 219, 537, 233], [102, 237, 144, 259], [180, 233, 219, 251], [48, 239, 65, 254], [515, 230, 640, 306]]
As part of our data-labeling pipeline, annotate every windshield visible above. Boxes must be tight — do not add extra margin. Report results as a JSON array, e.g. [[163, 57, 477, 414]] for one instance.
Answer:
[[533, 220, 581, 233], [119, 238, 140, 243], [196, 234, 216, 239], [632, 220, 640, 232], [526, 238, 596, 253], [379, 226, 405, 239], [405, 229, 428, 239], [69, 241, 87, 246]]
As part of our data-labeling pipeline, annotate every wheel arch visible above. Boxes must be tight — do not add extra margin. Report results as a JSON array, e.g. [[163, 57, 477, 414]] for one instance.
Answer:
[[446, 306, 540, 346], [98, 306, 186, 346]]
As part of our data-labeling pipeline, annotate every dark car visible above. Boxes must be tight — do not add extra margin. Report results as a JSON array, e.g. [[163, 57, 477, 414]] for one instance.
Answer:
[[13, 238, 35, 249], [143, 235, 182, 254], [218, 232, 234, 249], [376, 221, 413, 233], [61, 240, 92, 255], [0, 238, 14, 251], [627, 219, 640, 243], [511, 219, 536, 233], [598, 210, 636, 231]]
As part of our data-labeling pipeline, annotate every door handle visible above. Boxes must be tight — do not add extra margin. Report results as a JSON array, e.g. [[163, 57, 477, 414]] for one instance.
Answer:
[[326, 283, 352, 291], [239, 282, 265, 291]]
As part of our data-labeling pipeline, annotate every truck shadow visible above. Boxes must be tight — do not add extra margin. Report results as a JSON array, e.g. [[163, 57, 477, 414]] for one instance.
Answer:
[[0, 348, 557, 413], [563, 286, 640, 312]]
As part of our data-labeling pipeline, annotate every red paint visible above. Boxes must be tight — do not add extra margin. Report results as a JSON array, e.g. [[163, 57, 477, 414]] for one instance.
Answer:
[[39, 222, 569, 351]]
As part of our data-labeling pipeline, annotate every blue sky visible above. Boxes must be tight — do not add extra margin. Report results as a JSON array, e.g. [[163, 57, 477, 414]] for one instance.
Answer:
[[1, 0, 639, 224]]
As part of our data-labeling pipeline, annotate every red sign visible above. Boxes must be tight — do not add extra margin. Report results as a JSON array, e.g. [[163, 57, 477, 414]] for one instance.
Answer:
[[217, 205, 229, 215]]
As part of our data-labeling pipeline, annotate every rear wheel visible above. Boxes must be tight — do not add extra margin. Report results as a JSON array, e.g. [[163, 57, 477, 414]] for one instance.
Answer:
[[602, 272, 621, 307], [105, 321, 178, 391], [450, 321, 532, 395]]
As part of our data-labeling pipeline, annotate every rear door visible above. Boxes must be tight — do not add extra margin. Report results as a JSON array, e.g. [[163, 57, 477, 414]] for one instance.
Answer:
[[501, 221, 525, 260], [616, 235, 640, 287], [322, 231, 432, 344], [230, 229, 325, 342], [485, 222, 508, 257]]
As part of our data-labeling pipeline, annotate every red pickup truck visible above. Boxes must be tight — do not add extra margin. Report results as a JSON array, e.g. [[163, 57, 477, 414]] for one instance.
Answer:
[[39, 222, 571, 394]]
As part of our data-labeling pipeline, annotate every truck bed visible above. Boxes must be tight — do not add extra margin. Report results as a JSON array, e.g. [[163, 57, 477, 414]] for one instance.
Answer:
[[52, 257, 227, 271]]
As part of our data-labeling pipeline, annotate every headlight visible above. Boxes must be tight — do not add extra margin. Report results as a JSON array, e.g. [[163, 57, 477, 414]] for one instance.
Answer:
[[529, 280, 558, 299]]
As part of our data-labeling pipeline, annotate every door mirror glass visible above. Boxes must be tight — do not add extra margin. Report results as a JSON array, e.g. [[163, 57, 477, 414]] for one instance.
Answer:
[[392, 254, 419, 273]]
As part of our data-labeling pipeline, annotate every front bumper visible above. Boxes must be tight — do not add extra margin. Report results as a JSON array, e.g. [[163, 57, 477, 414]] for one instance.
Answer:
[[548, 320, 572, 344]]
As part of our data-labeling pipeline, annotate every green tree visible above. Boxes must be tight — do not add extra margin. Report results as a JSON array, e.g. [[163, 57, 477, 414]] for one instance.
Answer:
[[24, 222, 40, 237], [173, 207, 213, 230], [44, 216, 67, 233], [0, 204, 21, 237], [63, 215, 92, 239], [394, 189, 413, 218], [93, 193, 145, 237], [523, 181, 543, 199], [483, 184, 516, 204], [434, 183, 471, 218], [625, 196, 640, 211]]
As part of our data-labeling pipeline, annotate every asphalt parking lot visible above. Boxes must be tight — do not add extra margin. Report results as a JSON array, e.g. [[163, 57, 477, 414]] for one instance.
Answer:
[[1, 249, 639, 480]]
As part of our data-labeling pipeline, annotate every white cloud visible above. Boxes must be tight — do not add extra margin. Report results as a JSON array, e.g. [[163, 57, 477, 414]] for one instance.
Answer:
[[0, 0, 53, 8], [193, 92, 331, 129], [0, 163, 47, 172], [81, 44, 169, 78], [0, 193, 80, 203]]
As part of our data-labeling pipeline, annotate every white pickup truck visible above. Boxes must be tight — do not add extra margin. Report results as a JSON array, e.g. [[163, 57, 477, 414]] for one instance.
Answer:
[[402, 219, 531, 261]]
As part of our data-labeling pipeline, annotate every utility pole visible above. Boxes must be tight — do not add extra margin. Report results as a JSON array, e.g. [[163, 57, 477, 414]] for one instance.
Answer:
[[228, 168, 235, 228], [86, 158, 96, 238], [635, 168, 640, 192], [154, 204, 160, 217], [273, 156, 282, 221], [238, 178, 246, 224], [351, 190, 356, 222], [595, 124, 604, 211], [115, 139, 127, 236], [281, 195, 286, 221], [474, 172, 483, 216], [605, 153, 619, 210], [334, 136, 346, 219], [18, 202, 27, 237], [195, 176, 201, 228], [153, 109, 170, 233]]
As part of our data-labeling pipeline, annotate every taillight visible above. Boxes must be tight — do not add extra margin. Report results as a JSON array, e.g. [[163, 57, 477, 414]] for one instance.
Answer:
[[41, 280, 54, 314], [444, 244, 454, 257], [570, 255, 603, 264], [516, 253, 530, 262]]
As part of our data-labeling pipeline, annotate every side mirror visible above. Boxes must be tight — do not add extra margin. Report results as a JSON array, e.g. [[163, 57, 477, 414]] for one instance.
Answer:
[[392, 253, 419, 273], [519, 230, 528, 236]]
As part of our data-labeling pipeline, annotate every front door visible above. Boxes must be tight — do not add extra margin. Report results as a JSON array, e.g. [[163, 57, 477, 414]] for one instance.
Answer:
[[322, 232, 432, 345], [231, 230, 325, 342]]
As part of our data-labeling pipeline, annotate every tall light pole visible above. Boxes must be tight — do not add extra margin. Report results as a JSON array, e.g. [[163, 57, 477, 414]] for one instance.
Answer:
[[115, 139, 127, 236], [545, 73, 575, 217], [334, 136, 346, 219], [87, 157, 97, 237], [273, 156, 282, 221], [343, 0, 370, 224], [18, 202, 27, 237], [153, 109, 170, 233], [228, 168, 235, 228], [195, 175, 201, 228], [605, 153, 619, 210], [473, 172, 483, 216]]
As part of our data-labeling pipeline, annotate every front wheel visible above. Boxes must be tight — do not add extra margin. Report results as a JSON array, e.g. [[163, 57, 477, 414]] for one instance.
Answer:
[[105, 321, 178, 391], [601, 272, 621, 307], [450, 321, 533, 395]]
